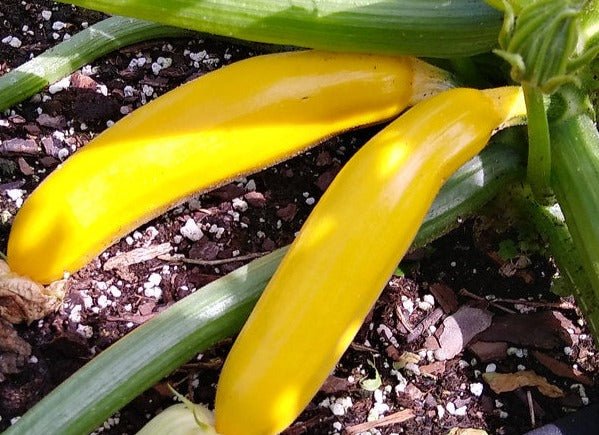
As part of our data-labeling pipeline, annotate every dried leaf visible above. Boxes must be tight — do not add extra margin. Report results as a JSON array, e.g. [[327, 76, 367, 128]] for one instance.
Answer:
[[345, 409, 415, 435], [476, 311, 575, 349], [320, 376, 352, 395], [360, 360, 382, 392], [392, 351, 421, 370], [0, 260, 66, 324], [532, 350, 593, 386], [0, 318, 31, 354], [420, 361, 446, 377], [103, 243, 172, 270], [429, 283, 459, 313], [468, 341, 509, 363], [482, 370, 564, 398]]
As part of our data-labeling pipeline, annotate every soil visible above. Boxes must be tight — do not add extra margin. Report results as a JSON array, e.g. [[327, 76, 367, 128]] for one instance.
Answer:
[[0, 1, 598, 434]]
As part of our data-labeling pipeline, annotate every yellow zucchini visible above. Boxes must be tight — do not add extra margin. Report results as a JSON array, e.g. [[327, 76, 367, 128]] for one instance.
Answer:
[[214, 87, 526, 435], [6, 50, 451, 285]]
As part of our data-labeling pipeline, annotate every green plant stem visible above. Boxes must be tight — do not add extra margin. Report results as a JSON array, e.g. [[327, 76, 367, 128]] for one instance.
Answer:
[[581, 0, 599, 49], [59, 0, 503, 58], [5, 137, 525, 435], [0, 16, 191, 112], [510, 183, 599, 340], [523, 83, 554, 203], [551, 114, 599, 337]]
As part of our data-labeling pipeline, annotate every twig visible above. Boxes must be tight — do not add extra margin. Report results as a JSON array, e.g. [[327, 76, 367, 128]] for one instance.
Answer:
[[344, 408, 415, 434], [159, 251, 268, 266], [527, 389, 536, 428], [460, 288, 577, 311], [459, 288, 516, 314], [406, 307, 444, 343], [349, 343, 378, 353], [490, 296, 576, 310], [395, 305, 414, 333]]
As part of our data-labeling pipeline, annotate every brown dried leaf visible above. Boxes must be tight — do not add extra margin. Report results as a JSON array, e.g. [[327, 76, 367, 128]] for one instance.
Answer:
[[420, 361, 446, 376], [319, 375, 352, 395], [468, 341, 509, 363], [482, 371, 564, 398], [0, 260, 66, 324], [532, 350, 593, 386], [429, 283, 459, 313], [476, 311, 575, 349], [0, 318, 31, 355]]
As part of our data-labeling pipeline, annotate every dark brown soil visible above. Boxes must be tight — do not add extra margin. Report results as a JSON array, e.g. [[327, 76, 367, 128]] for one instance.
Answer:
[[1, 1, 597, 434]]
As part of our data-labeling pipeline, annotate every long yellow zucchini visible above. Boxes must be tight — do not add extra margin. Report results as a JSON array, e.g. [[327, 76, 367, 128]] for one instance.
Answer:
[[6, 50, 451, 285], [214, 87, 526, 435]]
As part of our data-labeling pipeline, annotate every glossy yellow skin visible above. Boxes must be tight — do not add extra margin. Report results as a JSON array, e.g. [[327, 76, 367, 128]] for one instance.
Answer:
[[7, 51, 447, 284], [215, 87, 525, 435]]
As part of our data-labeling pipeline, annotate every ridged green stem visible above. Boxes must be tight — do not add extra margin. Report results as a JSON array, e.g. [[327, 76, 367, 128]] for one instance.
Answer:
[[510, 183, 599, 341], [523, 84, 554, 203], [551, 114, 599, 337], [581, 0, 599, 49], [58, 0, 503, 57], [0, 16, 191, 112], [5, 137, 525, 435]]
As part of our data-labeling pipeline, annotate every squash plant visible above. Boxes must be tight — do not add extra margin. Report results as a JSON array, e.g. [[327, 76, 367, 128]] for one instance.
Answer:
[[0, 0, 598, 434]]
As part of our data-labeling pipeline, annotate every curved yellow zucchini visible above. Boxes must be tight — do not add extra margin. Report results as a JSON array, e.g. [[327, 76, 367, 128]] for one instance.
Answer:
[[214, 87, 526, 435], [7, 50, 451, 284]]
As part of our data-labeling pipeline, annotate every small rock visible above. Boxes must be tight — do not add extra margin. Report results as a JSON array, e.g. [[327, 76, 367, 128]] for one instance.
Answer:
[[244, 191, 266, 208], [23, 123, 41, 136], [180, 218, 203, 241], [70, 72, 97, 89], [48, 76, 71, 94], [52, 21, 66, 31], [434, 306, 493, 361], [276, 203, 297, 222], [262, 238, 276, 251], [8, 37, 22, 48], [315, 169, 338, 192], [232, 197, 248, 212], [17, 158, 34, 176], [36, 113, 66, 129], [1, 138, 39, 155], [315, 150, 333, 166], [189, 240, 219, 260]]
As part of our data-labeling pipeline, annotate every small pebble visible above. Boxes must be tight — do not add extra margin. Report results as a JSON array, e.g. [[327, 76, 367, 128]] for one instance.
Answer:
[[470, 383, 484, 397], [232, 197, 248, 212], [245, 179, 256, 191], [8, 37, 22, 48], [52, 21, 66, 31], [180, 218, 203, 241], [108, 286, 121, 298], [97, 295, 109, 309], [48, 76, 71, 94], [147, 273, 162, 287]]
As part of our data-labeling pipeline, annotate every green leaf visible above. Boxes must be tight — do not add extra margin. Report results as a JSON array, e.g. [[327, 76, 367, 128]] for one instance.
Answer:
[[498, 239, 519, 260], [393, 267, 405, 277], [360, 360, 382, 392], [58, 0, 502, 57]]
